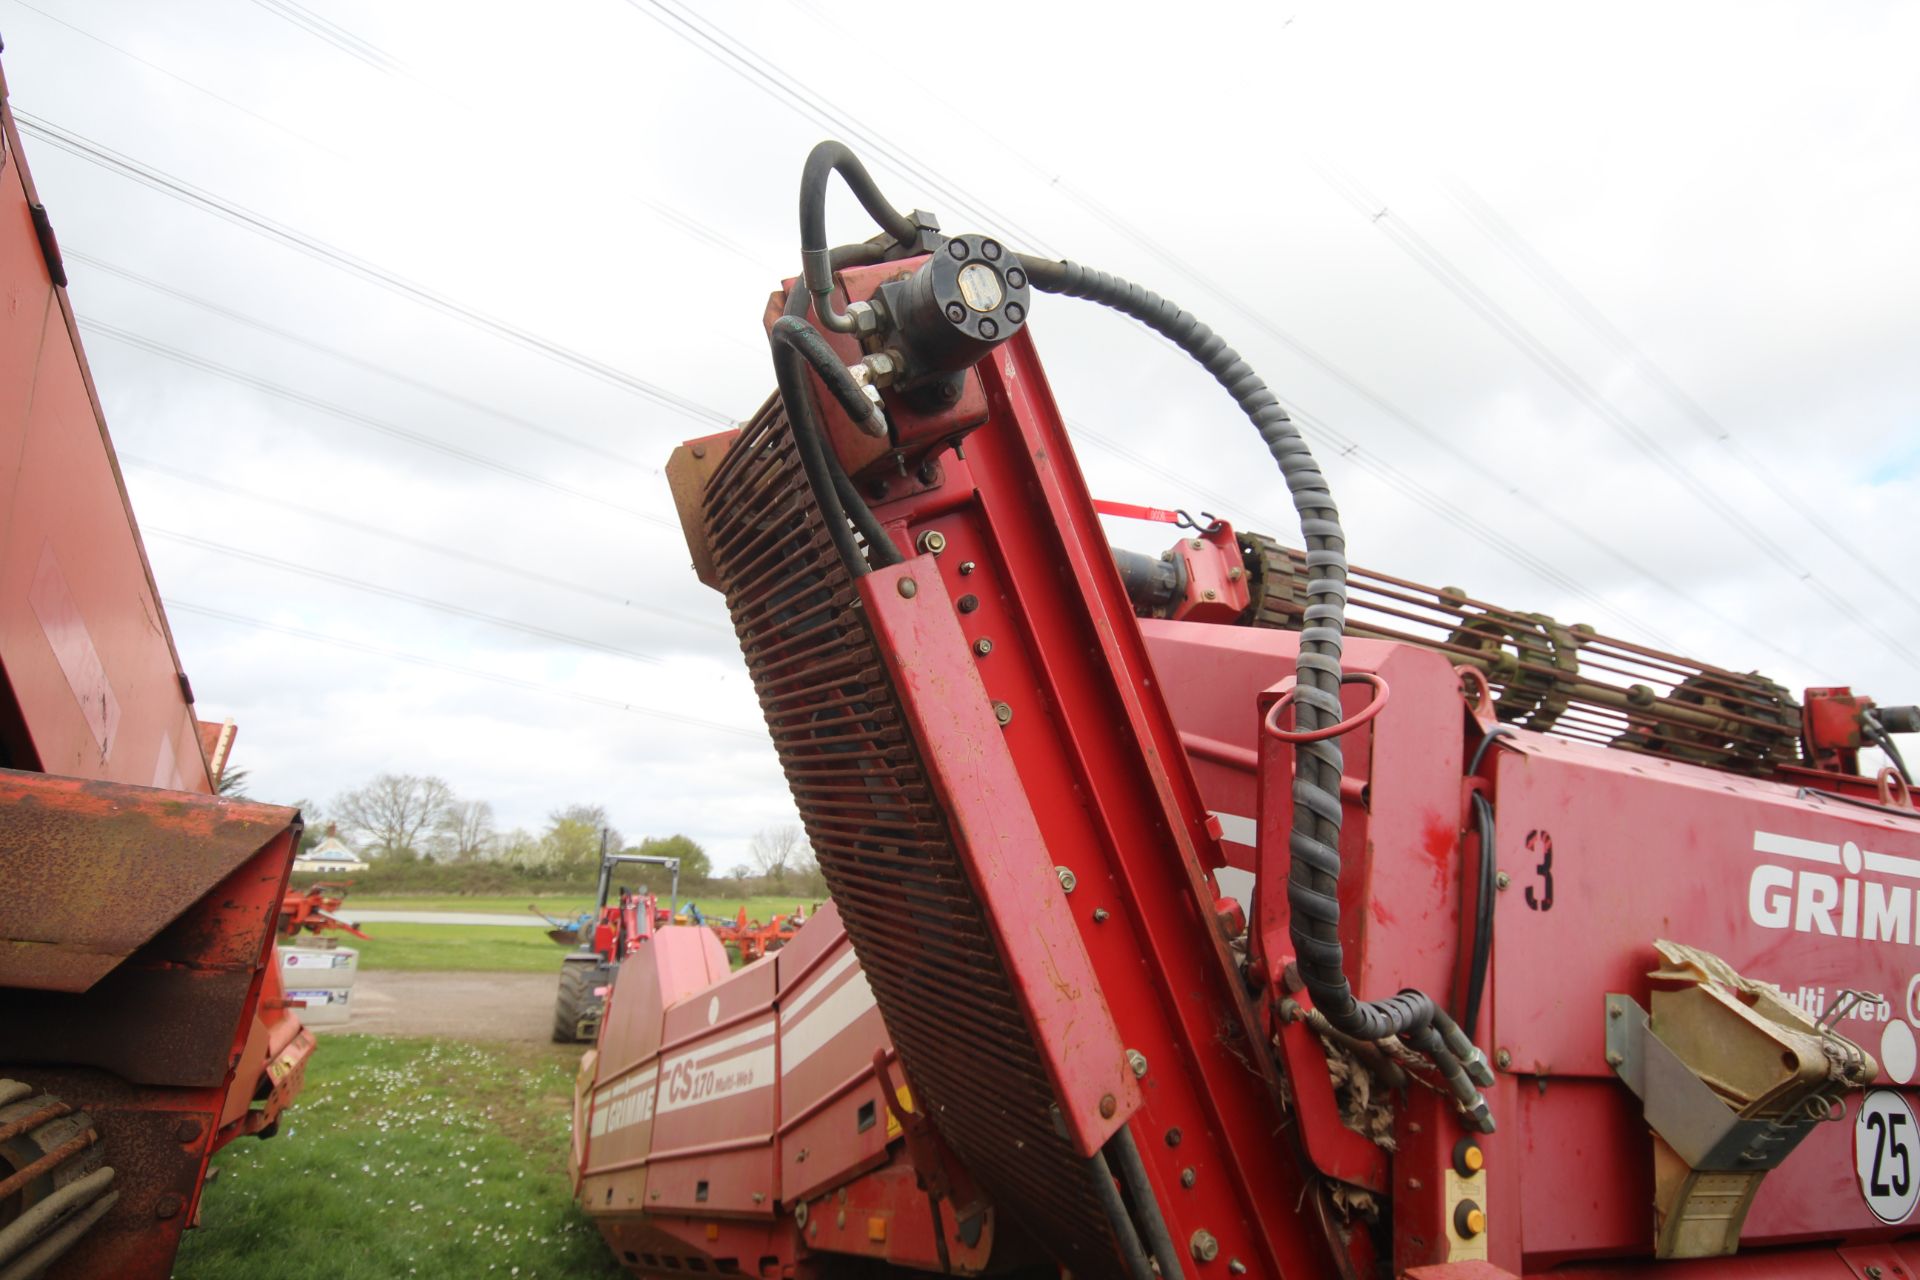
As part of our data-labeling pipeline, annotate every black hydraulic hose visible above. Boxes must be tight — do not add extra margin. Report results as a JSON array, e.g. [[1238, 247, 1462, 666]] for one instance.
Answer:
[[800, 142, 919, 331], [771, 338, 866, 576], [774, 282, 904, 571], [769, 315, 883, 436], [1867, 712, 1915, 787], [1108, 1127, 1186, 1280], [1463, 791, 1495, 1035], [1084, 1149, 1156, 1280], [1461, 724, 1513, 1036], [1015, 254, 1434, 1051]]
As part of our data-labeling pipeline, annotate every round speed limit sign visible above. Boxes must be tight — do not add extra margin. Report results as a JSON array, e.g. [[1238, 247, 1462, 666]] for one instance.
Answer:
[[1855, 1089, 1920, 1224]]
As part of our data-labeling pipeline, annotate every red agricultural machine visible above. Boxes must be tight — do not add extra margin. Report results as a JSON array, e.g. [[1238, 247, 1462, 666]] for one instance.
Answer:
[[554, 851, 683, 1043], [0, 62, 311, 1279], [569, 141, 1920, 1279], [279, 882, 370, 940]]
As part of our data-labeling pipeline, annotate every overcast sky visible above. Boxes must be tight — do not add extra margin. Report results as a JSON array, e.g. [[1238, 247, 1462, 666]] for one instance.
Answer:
[[4, 1, 1915, 870]]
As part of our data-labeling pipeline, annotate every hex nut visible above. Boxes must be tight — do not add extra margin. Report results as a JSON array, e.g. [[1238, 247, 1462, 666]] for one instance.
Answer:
[[1126, 1049, 1149, 1079], [1056, 866, 1077, 893], [974, 637, 993, 656], [1190, 1229, 1219, 1262], [917, 530, 948, 555]]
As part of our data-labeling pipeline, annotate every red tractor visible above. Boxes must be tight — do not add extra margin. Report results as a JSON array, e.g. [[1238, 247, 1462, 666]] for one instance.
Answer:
[[553, 851, 682, 1043], [567, 142, 1920, 1279]]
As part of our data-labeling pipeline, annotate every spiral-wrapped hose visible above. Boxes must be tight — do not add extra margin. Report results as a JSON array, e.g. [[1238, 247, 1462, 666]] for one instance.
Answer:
[[1016, 256, 1490, 1128]]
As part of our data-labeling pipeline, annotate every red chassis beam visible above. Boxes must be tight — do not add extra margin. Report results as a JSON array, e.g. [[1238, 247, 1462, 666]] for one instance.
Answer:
[[0, 770, 307, 1280]]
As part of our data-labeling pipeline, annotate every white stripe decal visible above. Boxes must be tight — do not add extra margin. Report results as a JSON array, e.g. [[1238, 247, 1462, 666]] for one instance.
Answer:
[[782, 947, 858, 1019], [781, 970, 877, 1075], [1212, 811, 1257, 847], [670, 1019, 776, 1060], [654, 1045, 774, 1116], [1754, 831, 1838, 864], [1865, 851, 1920, 881]]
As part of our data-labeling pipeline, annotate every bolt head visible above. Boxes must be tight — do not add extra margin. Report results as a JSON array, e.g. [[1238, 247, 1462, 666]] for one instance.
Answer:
[[958, 560, 977, 575], [993, 701, 1013, 726], [1605, 1050, 1624, 1067], [1190, 1229, 1219, 1262], [1099, 1093, 1117, 1118], [154, 1194, 184, 1221], [1126, 1049, 1149, 1079], [1092, 907, 1110, 923], [897, 578, 917, 598], [1495, 871, 1512, 890], [1180, 1167, 1197, 1188], [917, 530, 947, 555], [974, 637, 993, 656], [1495, 1049, 1512, 1069]]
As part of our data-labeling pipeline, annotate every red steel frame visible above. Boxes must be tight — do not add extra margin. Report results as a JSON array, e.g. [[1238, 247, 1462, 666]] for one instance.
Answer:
[[1, 60, 311, 1279], [627, 244, 1920, 1278]]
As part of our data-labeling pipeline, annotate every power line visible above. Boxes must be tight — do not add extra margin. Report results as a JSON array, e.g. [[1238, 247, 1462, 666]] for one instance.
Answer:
[[1314, 161, 1920, 674], [624, 0, 1060, 258], [618, 5, 1834, 670], [6, 0, 347, 159], [1445, 178, 1920, 617], [13, 110, 733, 430], [168, 599, 763, 739], [147, 526, 664, 665], [79, 316, 675, 526], [252, 0, 407, 76], [67, 248, 662, 476], [122, 453, 726, 634]]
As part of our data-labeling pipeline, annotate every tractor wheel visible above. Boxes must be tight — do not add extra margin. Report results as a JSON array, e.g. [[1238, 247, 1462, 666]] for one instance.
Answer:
[[553, 958, 602, 1043]]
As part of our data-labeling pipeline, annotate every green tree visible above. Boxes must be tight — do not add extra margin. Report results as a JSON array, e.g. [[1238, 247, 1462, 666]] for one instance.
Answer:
[[539, 816, 604, 874], [634, 834, 711, 881]]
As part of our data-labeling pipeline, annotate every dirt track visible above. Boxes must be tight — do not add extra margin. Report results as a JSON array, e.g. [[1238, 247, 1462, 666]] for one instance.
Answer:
[[326, 969, 559, 1043]]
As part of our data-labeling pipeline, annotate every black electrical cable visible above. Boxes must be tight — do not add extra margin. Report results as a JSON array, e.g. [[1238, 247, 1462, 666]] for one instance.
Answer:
[[1016, 254, 1451, 1062], [1463, 791, 1496, 1035], [1460, 725, 1514, 1037]]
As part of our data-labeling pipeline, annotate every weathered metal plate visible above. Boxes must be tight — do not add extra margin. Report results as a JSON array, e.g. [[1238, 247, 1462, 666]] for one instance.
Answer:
[[0, 769, 299, 992]]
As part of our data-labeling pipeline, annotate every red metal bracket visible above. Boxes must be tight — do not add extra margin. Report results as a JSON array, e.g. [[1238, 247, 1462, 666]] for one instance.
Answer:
[[1263, 672, 1391, 743]]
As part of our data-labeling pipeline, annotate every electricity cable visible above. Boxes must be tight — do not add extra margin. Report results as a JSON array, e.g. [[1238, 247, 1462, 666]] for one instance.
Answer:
[[167, 599, 763, 739], [79, 317, 673, 526], [146, 526, 666, 665]]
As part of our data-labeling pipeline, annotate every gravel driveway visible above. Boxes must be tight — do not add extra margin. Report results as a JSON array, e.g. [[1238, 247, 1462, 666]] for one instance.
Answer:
[[324, 969, 560, 1043]]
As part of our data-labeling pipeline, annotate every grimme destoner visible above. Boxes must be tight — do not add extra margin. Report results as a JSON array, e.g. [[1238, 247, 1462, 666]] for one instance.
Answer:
[[1, 57, 310, 1280], [566, 141, 1920, 1280]]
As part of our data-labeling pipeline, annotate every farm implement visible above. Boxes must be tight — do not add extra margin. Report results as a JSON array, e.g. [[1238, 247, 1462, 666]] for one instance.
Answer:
[[552, 851, 682, 1044], [567, 140, 1920, 1279], [0, 60, 310, 1280]]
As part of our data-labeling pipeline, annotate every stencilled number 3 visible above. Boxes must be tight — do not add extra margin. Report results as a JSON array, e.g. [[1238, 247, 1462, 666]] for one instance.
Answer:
[[1524, 829, 1554, 912], [1869, 1110, 1914, 1199]]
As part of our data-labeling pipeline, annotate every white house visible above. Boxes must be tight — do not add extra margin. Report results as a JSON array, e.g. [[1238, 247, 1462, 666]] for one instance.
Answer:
[[294, 828, 369, 875]]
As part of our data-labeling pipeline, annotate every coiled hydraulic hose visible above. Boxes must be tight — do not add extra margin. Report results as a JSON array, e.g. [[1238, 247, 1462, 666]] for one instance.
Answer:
[[779, 142, 1489, 1126], [1015, 255, 1491, 1128]]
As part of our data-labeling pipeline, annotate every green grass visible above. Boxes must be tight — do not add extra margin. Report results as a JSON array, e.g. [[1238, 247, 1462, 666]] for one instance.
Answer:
[[173, 1035, 624, 1280], [347, 923, 574, 973]]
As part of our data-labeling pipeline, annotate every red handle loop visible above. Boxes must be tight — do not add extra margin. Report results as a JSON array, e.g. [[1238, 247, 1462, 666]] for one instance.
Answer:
[[1263, 672, 1392, 744], [1879, 766, 1913, 810]]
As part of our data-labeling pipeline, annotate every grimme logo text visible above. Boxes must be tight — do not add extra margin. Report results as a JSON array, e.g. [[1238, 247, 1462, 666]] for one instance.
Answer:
[[1749, 831, 1920, 942]]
